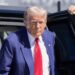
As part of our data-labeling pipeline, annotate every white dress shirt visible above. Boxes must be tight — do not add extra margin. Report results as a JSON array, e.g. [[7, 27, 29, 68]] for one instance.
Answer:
[[27, 32, 50, 75]]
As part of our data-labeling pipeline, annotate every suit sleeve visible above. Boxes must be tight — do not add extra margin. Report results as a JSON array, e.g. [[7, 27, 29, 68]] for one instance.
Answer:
[[0, 39, 13, 75]]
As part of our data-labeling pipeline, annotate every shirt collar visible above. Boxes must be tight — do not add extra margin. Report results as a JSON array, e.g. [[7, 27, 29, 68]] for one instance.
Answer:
[[27, 31, 43, 46], [27, 31, 35, 46]]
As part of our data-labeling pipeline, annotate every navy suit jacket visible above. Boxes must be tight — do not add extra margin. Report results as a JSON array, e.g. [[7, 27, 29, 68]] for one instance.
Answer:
[[0, 27, 56, 75]]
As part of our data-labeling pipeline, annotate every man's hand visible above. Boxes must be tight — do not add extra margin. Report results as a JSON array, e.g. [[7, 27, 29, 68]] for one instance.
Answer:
[[68, 5, 75, 14]]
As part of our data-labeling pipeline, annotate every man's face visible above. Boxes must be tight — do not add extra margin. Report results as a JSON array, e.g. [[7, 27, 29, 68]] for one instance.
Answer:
[[25, 14, 47, 38]]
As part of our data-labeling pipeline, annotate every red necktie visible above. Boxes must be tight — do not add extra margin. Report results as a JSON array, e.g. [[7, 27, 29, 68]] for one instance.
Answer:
[[34, 38, 43, 75]]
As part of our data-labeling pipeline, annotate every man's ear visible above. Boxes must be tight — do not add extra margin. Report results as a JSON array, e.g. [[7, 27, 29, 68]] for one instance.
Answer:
[[23, 19, 26, 25]]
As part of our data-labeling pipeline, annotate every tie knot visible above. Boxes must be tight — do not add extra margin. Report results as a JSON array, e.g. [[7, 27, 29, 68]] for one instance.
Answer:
[[35, 38, 39, 42]]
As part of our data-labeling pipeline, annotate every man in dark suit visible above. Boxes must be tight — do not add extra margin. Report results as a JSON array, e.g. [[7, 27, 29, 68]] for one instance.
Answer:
[[0, 6, 56, 75]]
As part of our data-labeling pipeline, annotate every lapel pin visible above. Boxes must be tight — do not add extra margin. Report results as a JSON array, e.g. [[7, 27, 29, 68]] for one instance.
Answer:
[[48, 44, 51, 47]]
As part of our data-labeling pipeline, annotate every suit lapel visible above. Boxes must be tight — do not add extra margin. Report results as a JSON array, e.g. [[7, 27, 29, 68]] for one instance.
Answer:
[[19, 28, 34, 75], [42, 30, 54, 69], [20, 46, 34, 75]]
